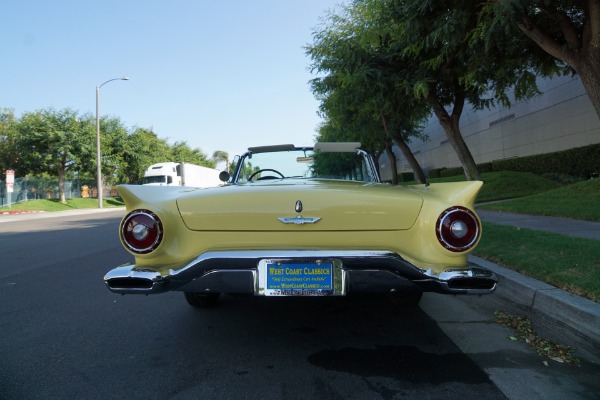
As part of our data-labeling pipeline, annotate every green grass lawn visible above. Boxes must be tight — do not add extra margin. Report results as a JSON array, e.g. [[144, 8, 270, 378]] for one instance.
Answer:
[[478, 178, 600, 222], [477, 171, 563, 203], [474, 222, 600, 302], [408, 171, 562, 203], [404, 171, 600, 221]]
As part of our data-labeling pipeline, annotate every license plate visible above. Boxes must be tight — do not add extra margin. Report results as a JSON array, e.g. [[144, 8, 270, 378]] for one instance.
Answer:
[[257, 259, 345, 296]]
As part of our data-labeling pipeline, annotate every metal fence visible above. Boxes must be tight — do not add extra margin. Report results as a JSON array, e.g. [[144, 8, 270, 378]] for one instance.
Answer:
[[0, 177, 119, 207]]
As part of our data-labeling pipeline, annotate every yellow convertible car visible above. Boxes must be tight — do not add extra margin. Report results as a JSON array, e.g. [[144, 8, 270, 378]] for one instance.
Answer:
[[104, 142, 497, 307]]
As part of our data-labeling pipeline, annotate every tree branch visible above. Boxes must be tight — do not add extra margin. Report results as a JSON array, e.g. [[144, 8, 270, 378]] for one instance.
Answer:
[[538, 5, 580, 50], [517, 16, 577, 66], [426, 92, 450, 122], [451, 83, 465, 120]]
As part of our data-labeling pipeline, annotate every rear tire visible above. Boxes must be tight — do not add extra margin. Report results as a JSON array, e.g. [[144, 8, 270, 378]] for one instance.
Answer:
[[184, 292, 220, 308]]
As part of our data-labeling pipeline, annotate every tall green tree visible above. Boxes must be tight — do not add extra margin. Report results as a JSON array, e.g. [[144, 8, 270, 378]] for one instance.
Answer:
[[309, 0, 484, 179], [371, 0, 491, 181], [479, 0, 600, 119], [313, 80, 389, 158], [0, 109, 19, 178], [121, 128, 173, 183], [307, 5, 428, 183], [313, 80, 427, 183], [212, 150, 230, 171], [171, 141, 215, 168], [15, 108, 94, 203], [310, 0, 563, 181], [121, 132, 215, 183], [97, 116, 129, 186]]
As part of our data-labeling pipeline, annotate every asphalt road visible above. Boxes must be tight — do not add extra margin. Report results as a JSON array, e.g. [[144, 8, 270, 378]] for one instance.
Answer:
[[0, 210, 598, 400]]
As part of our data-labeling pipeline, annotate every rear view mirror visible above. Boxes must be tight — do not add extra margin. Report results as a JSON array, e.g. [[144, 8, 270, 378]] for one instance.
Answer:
[[219, 171, 231, 182]]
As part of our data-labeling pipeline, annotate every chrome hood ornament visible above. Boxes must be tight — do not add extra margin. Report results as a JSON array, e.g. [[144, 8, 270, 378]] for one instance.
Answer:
[[278, 200, 320, 224]]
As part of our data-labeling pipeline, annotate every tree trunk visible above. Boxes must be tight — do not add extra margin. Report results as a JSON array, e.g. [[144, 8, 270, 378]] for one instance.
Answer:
[[381, 115, 427, 184], [580, 0, 600, 118], [427, 93, 481, 181], [512, 0, 600, 121], [58, 163, 67, 204], [372, 146, 384, 178], [384, 139, 398, 184], [392, 135, 427, 184], [518, 25, 600, 120], [576, 56, 600, 120]]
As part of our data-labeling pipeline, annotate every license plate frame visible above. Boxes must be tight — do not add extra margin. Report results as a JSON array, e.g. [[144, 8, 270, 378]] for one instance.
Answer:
[[257, 258, 345, 296]]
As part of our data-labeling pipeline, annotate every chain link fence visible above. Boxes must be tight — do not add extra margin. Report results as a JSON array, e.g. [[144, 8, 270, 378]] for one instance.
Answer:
[[0, 177, 119, 207]]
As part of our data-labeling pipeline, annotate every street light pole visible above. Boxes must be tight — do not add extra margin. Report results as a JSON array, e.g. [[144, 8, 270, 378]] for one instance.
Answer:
[[95, 77, 129, 208]]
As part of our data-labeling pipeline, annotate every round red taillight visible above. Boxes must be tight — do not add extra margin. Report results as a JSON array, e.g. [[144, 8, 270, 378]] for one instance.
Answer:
[[121, 210, 163, 254], [436, 206, 480, 252]]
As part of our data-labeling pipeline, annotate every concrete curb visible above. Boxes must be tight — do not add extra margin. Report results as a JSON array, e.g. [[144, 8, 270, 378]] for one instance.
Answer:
[[0, 210, 46, 215], [470, 255, 600, 364]]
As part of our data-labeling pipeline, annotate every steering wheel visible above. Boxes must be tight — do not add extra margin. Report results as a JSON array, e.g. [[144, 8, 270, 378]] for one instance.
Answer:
[[248, 168, 285, 181]]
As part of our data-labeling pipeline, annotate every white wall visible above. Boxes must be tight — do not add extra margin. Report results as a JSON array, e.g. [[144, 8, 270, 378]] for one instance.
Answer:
[[380, 75, 600, 180]]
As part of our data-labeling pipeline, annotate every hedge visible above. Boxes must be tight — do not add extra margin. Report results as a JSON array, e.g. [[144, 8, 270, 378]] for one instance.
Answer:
[[427, 143, 600, 179], [397, 172, 415, 182]]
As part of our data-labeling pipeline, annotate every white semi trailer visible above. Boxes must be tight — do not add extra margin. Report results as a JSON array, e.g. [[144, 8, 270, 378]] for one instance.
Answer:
[[141, 162, 223, 187]]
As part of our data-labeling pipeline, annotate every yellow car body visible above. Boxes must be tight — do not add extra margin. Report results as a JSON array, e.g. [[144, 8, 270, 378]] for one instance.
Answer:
[[105, 143, 496, 307]]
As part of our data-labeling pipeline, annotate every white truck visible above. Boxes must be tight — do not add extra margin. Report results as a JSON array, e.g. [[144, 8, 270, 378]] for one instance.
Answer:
[[141, 162, 223, 187]]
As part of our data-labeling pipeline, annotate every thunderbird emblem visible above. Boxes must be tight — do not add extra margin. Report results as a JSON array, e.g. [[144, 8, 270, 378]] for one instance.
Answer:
[[277, 216, 321, 225], [295, 200, 303, 213]]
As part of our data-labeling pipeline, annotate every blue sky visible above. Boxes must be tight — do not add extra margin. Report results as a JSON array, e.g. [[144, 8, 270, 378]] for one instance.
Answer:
[[1, 0, 341, 163]]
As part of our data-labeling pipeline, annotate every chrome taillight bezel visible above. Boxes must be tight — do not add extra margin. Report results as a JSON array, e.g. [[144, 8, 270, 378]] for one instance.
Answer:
[[436, 206, 480, 252], [120, 210, 163, 254]]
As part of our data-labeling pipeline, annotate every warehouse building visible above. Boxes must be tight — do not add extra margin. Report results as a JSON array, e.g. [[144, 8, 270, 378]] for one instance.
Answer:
[[380, 75, 600, 180]]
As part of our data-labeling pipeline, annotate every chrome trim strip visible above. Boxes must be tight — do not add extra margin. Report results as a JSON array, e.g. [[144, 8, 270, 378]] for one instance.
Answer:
[[104, 250, 497, 295], [356, 148, 381, 183]]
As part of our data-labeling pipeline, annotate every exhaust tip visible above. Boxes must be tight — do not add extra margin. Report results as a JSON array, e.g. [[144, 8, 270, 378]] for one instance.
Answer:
[[106, 277, 154, 290], [104, 264, 167, 294]]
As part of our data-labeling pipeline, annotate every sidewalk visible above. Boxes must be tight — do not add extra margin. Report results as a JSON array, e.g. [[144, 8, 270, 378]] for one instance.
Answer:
[[476, 209, 600, 240], [475, 209, 600, 364], [0, 207, 125, 223]]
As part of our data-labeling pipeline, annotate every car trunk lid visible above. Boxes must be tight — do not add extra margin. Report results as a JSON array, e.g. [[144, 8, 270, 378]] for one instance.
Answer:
[[176, 180, 423, 231]]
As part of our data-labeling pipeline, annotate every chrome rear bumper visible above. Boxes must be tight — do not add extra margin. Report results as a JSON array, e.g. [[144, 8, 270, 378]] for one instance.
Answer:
[[104, 250, 497, 296]]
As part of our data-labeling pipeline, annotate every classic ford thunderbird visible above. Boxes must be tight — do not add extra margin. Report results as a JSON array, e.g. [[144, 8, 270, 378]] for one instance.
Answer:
[[105, 142, 497, 307]]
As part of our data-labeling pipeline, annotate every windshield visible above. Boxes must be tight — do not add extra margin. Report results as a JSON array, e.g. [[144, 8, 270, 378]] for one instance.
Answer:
[[141, 176, 166, 184], [232, 148, 377, 183]]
